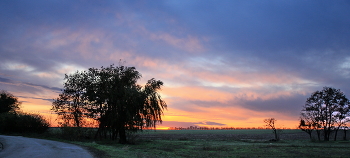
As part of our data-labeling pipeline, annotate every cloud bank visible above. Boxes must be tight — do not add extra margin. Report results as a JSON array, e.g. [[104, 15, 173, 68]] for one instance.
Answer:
[[1, 1, 350, 128]]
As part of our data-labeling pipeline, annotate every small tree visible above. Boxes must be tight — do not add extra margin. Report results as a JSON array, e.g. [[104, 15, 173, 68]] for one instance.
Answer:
[[0, 90, 21, 114], [52, 86, 88, 128], [264, 118, 281, 141]]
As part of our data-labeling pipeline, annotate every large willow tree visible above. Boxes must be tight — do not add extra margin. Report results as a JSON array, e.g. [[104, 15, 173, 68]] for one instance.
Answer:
[[52, 64, 167, 143]]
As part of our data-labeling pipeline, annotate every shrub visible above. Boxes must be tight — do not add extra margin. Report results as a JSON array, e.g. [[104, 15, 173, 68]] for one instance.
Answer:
[[126, 130, 139, 144], [0, 112, 49, 134], [56, 123, 96, 141]]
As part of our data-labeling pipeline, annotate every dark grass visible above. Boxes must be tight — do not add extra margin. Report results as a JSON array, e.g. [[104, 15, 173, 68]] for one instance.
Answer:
[[70, 129, 350, 158], [78, 138, 350, 158]]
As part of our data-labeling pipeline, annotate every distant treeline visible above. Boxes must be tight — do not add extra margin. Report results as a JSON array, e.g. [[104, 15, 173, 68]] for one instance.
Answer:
[[168, 126, 292, 130]]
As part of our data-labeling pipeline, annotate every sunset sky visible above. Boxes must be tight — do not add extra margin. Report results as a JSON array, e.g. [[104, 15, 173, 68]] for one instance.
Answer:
[[1, 1, 350, 129]]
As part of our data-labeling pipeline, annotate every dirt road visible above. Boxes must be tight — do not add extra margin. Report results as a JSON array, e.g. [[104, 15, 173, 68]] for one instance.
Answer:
[[0, 135, 94, 158]]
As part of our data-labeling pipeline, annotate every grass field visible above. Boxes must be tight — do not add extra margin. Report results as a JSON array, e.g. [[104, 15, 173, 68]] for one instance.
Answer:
[[68, 129, 350, 158]]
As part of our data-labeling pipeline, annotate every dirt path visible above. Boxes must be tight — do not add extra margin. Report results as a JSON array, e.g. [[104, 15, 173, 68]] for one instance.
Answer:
[[0, 135, 94, 158]]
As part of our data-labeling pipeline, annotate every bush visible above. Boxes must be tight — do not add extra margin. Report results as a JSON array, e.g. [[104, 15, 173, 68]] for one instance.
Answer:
[[0, 112, 49, 134], [56, 124, 96, 141], [126, 130, 140, 144]]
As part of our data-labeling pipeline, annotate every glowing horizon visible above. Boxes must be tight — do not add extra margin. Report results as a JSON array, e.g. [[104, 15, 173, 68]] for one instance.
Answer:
[[17, 93, 300, 129]]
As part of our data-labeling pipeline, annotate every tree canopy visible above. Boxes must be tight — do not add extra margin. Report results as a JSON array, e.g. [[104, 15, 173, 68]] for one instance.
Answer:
[[0, 90, 21, 114], [300, 87, 350, 141], [52, 64, 167, 143]]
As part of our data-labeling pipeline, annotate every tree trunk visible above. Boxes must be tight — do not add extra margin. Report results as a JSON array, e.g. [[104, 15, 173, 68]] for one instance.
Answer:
[[73, 111, 80, 128], [94, 124, 103, 139], [334, 128, 339, 141], [324, 127, 330, 141], [316, 130, 321, 141], [118, 128, 127, 144], [112, 128, 119, 140], [343, 129, 347, 140], [308, 131, 312, 140], [272, 129, 279, 140]]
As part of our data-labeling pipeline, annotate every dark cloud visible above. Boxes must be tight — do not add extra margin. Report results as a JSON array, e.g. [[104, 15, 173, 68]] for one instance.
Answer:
[[160, 121, 226, 127], [189, 100, 223, 108], [0, 76, 61, 93], [237, 94, 307, 116], [189, 91, 309, 118], [171, 1, 350, 52], [18, 96, 54, 103], [0, 77, 11, 83], [167, 98, 207, 113], [160, 121, 199, 128], [202, 121, 226, 126], [24, 82, 61, 93], [166, 1, 350, 84]]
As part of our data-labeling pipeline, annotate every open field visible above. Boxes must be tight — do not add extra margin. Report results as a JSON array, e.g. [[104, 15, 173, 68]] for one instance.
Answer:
[[69, 129, 350, 158]]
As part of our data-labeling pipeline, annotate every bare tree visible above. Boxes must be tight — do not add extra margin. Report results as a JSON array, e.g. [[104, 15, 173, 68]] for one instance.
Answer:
[[264, 118, 281, 141]]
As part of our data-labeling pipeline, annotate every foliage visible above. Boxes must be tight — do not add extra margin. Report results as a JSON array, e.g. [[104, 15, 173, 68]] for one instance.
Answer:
[[0, 112, 49, 134], [0, 90, 21, 114], [300, 87, 350, 141], [52, 64, 167, 143]]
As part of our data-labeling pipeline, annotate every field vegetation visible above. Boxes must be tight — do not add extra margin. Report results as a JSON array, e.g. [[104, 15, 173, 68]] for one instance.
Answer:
[[30, 128, 350, 158]]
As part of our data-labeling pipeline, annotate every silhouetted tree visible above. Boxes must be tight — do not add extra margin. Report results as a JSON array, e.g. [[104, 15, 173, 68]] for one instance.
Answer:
[[0, 90, 21, 113], [299, 110, 322, 140], [333, 104, 350, 141], [264, 118, 281, 141], [298, 118, 314, 140], [52, 72, 89, 128], [301, 87, 350, 141], [52, 64, 167, 143]]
